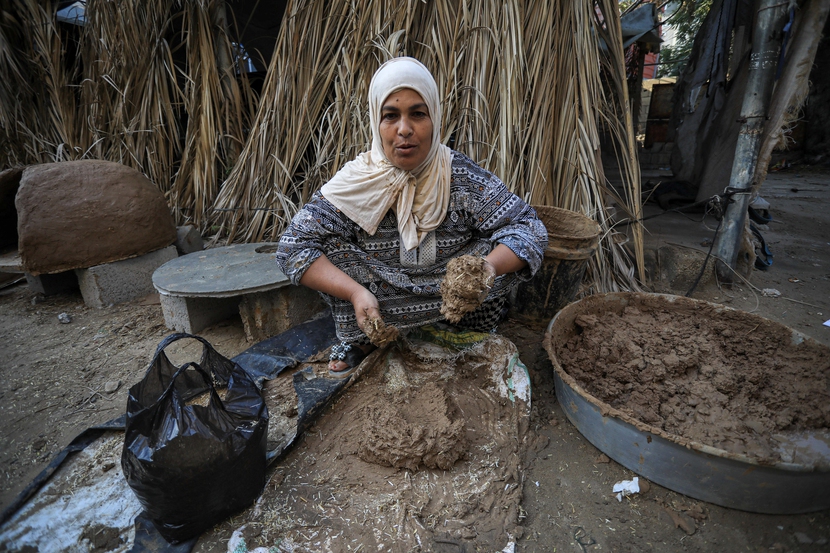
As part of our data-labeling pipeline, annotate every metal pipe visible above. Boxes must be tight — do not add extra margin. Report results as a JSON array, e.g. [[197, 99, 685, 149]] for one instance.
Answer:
[[713, 0, 789, 282]]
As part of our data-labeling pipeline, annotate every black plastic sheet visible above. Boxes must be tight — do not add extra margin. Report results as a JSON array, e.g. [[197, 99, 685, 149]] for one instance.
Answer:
[[2, 314, 345, 552]]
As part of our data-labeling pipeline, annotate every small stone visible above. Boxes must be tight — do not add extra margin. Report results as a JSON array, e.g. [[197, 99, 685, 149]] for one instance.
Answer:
[[32, 438, 46, 451], [103, 380, 121, 393], [101, 461, 116, 472], [57, 312, 72, 324], [815, 538, 828, 546], [794, 532, 813, 545], [594, 453, 611, 464], [638, 479, 651, 494]]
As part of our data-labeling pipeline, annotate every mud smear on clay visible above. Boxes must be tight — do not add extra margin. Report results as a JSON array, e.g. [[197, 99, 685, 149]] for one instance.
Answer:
[[359, 380, 466, 471]]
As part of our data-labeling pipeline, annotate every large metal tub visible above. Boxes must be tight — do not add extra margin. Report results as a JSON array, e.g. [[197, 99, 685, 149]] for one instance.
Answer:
[[544, 292, 830, 514]]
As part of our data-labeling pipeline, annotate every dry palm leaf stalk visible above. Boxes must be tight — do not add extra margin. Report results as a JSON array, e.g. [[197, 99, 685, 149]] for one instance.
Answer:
[[0, 0, 83, 166], [78, 0, 182, 196], [170, 0, 254, 229]]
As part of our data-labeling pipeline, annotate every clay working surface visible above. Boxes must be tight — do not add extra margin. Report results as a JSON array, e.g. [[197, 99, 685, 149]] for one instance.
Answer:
[[556, 300, 830, 463], [242, 335, 530, 551]]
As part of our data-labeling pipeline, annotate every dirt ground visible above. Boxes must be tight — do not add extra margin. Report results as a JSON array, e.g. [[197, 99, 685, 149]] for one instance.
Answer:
[[0, 165, 829, 552]]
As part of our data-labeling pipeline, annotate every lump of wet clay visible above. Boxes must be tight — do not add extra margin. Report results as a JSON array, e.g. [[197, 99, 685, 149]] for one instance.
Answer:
[[440, 255, 495, 323], [362, 316, 399, 347], [358, 382, 466, 471]]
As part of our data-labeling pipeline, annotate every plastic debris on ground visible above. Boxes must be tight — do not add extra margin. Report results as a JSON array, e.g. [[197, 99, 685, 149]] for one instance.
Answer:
[[613, 477, 641, 501]]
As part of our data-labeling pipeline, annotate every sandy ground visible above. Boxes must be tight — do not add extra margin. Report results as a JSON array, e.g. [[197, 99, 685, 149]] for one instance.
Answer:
[[0, 165, 828, 552]]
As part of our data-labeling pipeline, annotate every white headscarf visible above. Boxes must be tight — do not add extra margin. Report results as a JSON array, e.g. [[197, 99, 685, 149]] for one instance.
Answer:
[[320, 57, 452, 251]]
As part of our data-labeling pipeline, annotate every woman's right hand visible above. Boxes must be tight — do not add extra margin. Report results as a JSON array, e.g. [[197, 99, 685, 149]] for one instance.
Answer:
[[349, 287, 381, 330], [299, 255, 384, 331]]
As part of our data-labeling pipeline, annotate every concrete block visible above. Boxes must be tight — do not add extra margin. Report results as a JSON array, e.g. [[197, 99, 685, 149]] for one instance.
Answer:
[[76, 245, 178, 308], [25, 271, 78, 295], [159, 293, 240, 334], [239, 285, 327, 342], [175, 225, 204, 255]]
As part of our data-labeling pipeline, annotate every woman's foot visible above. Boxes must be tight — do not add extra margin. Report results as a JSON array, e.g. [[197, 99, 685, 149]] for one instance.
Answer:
[[328, 342, 376, 378]]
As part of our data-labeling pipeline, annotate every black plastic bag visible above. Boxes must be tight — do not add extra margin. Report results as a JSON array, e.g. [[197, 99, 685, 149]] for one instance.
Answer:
[[121, 333, 269, 544]]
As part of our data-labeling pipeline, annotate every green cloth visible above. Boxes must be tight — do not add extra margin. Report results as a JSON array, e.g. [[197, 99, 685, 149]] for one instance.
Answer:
[[406, 324, 491, 351]]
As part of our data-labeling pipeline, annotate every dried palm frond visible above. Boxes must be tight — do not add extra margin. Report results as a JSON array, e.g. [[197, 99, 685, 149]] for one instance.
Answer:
[[169, 0, 255, 229], [593, 0, 646, 289], [78, 0, 182, 192], [1, 0, 83, 165], [213, 0, 369, 242]]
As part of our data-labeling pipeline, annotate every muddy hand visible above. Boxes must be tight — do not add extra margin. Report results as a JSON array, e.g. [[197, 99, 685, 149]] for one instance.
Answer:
[[349, 287, 380, 331]]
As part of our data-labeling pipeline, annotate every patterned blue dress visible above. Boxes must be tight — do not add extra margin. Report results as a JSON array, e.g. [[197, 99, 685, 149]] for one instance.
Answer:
[[276, 151, 548, 344]]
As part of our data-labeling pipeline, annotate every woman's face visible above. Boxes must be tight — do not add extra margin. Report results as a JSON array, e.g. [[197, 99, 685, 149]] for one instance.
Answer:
[[379, 88, 433, 172]]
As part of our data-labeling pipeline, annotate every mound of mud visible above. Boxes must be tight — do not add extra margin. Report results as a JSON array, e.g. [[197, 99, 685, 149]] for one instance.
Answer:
[[554, 295, 830, 462], [359, 381, 466, 470]]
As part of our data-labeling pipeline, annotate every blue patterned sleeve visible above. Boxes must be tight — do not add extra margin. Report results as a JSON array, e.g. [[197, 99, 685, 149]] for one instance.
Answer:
[[469, 165, 548, 281], [275, 192, 358, 285]]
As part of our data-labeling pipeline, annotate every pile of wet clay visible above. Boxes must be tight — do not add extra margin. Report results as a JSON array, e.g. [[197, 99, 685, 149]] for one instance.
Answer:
[[556, 302, 830, 462], [359, 381, 466, 471], [440, 255, 494, 323]]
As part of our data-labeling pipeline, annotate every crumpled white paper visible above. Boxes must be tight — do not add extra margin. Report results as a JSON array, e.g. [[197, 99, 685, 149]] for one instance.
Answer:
[[612, 476, 640, 502]]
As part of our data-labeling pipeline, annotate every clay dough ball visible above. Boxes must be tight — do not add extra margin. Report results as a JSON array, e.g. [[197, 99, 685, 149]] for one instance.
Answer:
[[361, 316, 399, 347], [440, 255, 495, 323], [16, 160, 176, 275], [358, 382, 466, 471]]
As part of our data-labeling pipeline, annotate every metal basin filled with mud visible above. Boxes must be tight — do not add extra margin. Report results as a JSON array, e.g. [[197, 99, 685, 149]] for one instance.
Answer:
[[544, 292, 830, 514]]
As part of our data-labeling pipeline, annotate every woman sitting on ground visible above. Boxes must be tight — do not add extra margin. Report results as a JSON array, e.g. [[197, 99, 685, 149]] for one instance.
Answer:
[[275, 57, 548, 376]]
